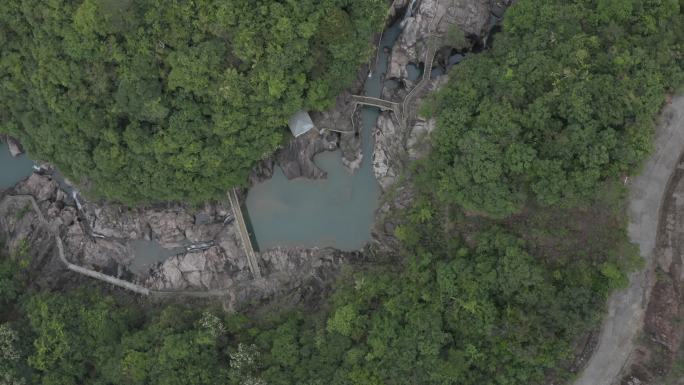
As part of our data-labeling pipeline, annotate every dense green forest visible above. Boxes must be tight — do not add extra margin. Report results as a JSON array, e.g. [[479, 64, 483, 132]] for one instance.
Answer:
[[426, 0, 684, 217], [2, 0, 684, 384], [0, 0, 385, 204], [0, 209, 632, 385]]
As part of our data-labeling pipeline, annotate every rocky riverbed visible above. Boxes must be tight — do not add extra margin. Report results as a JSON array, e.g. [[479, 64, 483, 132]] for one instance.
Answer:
[[0, 0, 507, 310], [0, 172, 359, 310]]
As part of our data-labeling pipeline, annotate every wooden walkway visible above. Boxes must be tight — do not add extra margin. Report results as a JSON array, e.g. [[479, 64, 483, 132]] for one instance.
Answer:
[[0, 194, 235, 297], [350, 1, 443, 131], [0, 195, 152, 295], [350, 40, 440, 131], [401, 36, 438, 128], [228, 188, 262, 279]]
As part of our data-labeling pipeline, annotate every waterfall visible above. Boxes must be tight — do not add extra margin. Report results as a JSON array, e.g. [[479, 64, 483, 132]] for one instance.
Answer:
[[402, 0, 418, 24], [72, 189, 83, 211]]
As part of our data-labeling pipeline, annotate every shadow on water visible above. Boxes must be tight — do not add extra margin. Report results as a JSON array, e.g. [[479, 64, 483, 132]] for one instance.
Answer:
[[245, 22, 405, 251]]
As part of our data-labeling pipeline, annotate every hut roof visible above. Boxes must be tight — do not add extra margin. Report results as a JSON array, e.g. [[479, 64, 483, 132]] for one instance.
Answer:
[[288, 110, 314, 138]]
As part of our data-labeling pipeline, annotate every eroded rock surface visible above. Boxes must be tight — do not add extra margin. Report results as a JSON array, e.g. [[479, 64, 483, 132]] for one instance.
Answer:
[[2, 173, 354, 310], [311, 89, 365, 172], [146, 246, 246, 291], [0, 192, 69, 289], [373, 74, 448, 193], [388, 0, 491, 79], [275, 130, 338, 180], [6, 137, 23, 157]]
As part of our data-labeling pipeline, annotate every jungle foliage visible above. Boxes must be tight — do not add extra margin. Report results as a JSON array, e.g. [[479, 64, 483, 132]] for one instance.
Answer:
[[1, 0, 683, 384], [0, 0, 385, 204], [0, 208, 630, 385], [426, 0, 684, 217]]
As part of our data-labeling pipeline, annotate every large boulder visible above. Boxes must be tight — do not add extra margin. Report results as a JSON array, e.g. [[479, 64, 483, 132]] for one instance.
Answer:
[[145, 246, 241, 291], [274, 130, 338, 180], [145, 209, 194, 247], [7, 137, 23, 157], [84, 204, 148, 240], [373, 113, 402, 191], [14, 174, 58, 202], [311, 90, 363, 172], [444, 0, 492, 37]]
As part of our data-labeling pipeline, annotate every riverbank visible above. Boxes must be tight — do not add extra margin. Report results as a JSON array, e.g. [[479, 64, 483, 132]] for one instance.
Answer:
[[0, 0, 504, 309]]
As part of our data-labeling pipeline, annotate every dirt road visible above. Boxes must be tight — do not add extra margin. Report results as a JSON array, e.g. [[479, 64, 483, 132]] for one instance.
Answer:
[[573, 96, 684, 385]]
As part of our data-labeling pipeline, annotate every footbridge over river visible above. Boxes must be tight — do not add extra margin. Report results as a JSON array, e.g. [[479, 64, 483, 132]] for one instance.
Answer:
[[351, 95, 402, 119], [350, 34, 440, 131], [351, 0, 443, 131]]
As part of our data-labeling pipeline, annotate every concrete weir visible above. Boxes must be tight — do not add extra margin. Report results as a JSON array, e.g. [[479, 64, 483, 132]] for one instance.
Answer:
[[228, 188, 261, 279]]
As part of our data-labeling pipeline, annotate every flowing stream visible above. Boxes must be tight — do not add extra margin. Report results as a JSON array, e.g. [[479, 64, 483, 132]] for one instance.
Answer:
[[1, 19, 407, 263], [245, 23, 404, 251]]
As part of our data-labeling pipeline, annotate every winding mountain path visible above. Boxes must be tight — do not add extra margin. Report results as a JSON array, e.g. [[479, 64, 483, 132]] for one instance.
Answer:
[[574, 95, 684, 385], [0, 194, 232, 298]]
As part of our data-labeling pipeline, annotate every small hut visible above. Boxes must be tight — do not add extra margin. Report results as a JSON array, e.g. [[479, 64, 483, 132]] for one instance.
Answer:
[[288, 110, 314, 138]]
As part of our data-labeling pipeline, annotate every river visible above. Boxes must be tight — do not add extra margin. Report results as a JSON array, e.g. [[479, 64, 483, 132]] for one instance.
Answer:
[[0, 19, 406, 265], [245, 22, 404, 251], [0, 145, 34, 190]]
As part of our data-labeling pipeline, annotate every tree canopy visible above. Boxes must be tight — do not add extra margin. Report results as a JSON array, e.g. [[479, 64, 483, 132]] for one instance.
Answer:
[[1, 0, 683, 384], [426, 0, 684, 217], [0, 0, 385, 204], [1, 211, 629, 385]]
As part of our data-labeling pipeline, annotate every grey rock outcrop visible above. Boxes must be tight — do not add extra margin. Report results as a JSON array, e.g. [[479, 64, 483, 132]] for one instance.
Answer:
[[387, 0, 491, 79], [388, 0, 411, 22], [220, 247, 354, 311], [82, 201, 233, 245], [145, 246, 246, 291], [311, 89, 364, 172], [6, 137, 23, 157], [14, 173, 59, 202], [373, 72, 448, 192], [371, 1, 484, 250], [373, 113, 402, 191], [0, 193, 69, 289], [85, 204, 148, 240], [144, 245, 352, 308], [248, 159, 275, 185], [145, 210, 195, 247], [447, 0, 492, 37], [275, 130, 338, 179], [2, 172, 354, 310]]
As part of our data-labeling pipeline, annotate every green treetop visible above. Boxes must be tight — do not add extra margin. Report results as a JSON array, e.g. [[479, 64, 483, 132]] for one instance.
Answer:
[[0, 0, 385, 204]]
